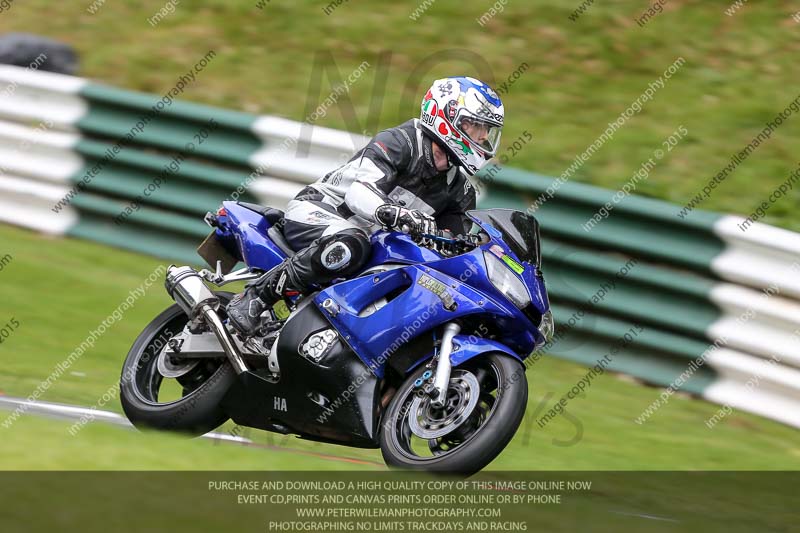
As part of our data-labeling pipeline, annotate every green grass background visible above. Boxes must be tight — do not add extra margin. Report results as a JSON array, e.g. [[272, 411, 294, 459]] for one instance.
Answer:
[[1, 0, 799, 228], [1, 225, 799, 470]]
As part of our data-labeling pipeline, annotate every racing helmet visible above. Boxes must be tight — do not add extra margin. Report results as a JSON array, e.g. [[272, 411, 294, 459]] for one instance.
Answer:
[[419, 76, 504, 176]]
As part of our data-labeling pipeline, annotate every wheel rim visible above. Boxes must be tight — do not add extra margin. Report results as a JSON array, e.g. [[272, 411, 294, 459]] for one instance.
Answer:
[[388, 358, 503, 462], [127, 305, 229, 407], [408, 371, 480, 439]]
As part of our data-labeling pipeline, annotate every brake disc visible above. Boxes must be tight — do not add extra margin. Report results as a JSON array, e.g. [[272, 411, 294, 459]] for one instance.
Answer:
[[156, 345, 200, 378], [408, 370, 481, 439]]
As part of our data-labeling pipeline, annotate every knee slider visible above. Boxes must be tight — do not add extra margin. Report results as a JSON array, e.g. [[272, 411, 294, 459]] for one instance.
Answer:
[[312, 229, 370, 276]]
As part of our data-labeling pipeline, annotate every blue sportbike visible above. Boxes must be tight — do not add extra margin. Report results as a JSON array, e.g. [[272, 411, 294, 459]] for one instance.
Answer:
[[120, 201, 552, 474]]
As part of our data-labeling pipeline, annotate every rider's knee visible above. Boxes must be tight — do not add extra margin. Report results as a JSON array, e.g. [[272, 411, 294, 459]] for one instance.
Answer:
[[312, 229, 371, 277]]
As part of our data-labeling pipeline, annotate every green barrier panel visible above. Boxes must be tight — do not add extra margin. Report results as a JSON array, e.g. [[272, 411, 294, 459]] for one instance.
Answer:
[[71, 194, 209, 239], [69, 214, 201, 266], [542, 240, 719, 340], [478, 168, 726, 273], [479, 166, 721, 229], [547, 303, 717, 395], [78, 84, 262, 167], [69, 194, 208, 264], [74, 140, 258, 217], [75, 139, 256, 189], [541, 240, 713, 299]]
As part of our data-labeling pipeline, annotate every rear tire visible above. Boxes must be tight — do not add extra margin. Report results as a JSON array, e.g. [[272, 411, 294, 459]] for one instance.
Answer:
[[119, 293, 237, 437], [380, 353, 527, 476]]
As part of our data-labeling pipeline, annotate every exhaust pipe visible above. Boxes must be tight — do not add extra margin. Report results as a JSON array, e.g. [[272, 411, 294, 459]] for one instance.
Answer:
[[165, 265, 220, 317], [165, 266, 248, 375]]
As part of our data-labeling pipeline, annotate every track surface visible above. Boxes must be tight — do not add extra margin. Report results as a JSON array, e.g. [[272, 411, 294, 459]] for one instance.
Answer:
[[0, 395, 385, 467]]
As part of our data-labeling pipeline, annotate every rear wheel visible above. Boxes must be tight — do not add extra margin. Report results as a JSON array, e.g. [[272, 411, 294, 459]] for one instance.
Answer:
[[380, 353, 527, 476], [119, 293, 237, 436]]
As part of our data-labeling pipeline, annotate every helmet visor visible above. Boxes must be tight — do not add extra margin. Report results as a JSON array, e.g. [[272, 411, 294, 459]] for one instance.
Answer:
[[453, 111, 502, 156]]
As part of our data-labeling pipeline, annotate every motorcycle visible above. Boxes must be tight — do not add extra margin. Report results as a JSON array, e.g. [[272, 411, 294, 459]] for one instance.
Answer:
[[120, 201, 552, 475]]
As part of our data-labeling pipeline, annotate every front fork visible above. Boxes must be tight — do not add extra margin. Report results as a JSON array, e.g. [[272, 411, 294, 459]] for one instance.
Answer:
[[430, 322, 461, 408]]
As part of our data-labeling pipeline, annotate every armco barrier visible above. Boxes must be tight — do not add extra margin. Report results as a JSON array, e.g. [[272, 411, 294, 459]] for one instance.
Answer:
[[0, 65, 798, 429], [0, 64, 368, 262], [482, 168, 800, 428]]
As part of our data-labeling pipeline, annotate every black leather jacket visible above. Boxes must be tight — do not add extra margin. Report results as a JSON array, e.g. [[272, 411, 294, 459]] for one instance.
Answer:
[[308, 118, 477, 234]]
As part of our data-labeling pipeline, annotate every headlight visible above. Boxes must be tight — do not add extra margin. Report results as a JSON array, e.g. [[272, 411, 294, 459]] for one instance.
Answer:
[[539, 310, 554, 343], [484, 251, 531, 309]]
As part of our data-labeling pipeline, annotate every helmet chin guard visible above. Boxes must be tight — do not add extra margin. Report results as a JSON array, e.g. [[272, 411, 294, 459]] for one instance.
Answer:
[[420, 76, 504, 176]]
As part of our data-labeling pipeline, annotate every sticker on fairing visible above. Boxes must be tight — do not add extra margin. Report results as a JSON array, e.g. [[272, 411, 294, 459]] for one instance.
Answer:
[[489, 245, 505, 258], [418, 274, 456, 310], [502, 255, 525, 275]]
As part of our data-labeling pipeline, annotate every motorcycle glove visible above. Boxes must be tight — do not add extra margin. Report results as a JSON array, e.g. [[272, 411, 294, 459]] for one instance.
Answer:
[[375, 204, 438, 236]]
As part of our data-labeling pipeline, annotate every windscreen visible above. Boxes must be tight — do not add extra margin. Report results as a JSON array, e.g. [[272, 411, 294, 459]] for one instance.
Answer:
[[467, 209, 542, 266]]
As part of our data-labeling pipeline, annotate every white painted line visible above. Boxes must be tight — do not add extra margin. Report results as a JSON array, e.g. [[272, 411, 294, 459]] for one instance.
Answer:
[[252, 116, 368, 152], [248, 176, 306, 209], [0, 396, 252, 444], [712, 216, 800, 299], [703, 348, 800, 428], [0, 85, 87, 130], [0, 121, 80, 149], [704, 348, 800, 399], [715, 215, 800, 256], [249, 147, 347, 184], [610, 510, 680, 523], [0, 395, 386, 466], [708, 283, 800, 368], [0, 174, 78, 235], [0, 121, 83, 183], [0, 65, 87, 94]]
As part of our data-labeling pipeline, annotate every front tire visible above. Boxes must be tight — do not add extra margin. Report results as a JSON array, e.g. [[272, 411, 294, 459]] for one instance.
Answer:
[[119, 293, 237, 437], [380, 353, 527, 476]]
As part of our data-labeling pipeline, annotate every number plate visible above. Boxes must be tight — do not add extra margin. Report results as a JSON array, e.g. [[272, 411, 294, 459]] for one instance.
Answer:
[[197, 231, 238, 274]]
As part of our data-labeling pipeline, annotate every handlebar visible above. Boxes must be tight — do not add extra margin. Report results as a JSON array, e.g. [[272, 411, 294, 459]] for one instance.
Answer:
[[418, 231, 459, 243], [414, 231, 484, 254]]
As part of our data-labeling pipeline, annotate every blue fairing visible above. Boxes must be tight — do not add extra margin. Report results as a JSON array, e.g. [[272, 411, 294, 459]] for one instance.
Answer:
[[218, 201, 287, 272], [406, 335, 524, 374], [218, 202, 549, 379], [364, 232, 442, 267]]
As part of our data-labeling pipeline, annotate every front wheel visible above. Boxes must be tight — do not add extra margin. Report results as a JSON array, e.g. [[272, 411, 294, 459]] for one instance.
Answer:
[[380, 353, 527, 476]]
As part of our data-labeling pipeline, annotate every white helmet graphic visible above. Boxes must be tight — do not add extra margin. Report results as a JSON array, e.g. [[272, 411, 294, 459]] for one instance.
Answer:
[[420, 76, 504, 176]]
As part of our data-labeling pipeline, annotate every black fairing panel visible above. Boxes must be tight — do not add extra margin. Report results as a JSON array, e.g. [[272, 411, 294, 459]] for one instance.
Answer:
[[220, 301, 381, 448]]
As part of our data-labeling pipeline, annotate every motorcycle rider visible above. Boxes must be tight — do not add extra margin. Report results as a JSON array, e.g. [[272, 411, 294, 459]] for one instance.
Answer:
[[226, 76, 504, 336]]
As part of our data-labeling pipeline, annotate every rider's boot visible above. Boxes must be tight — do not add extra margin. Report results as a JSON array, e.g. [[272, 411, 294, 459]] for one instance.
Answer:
[[226, 262, 296, 337], [227, 228, 371, 337]]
